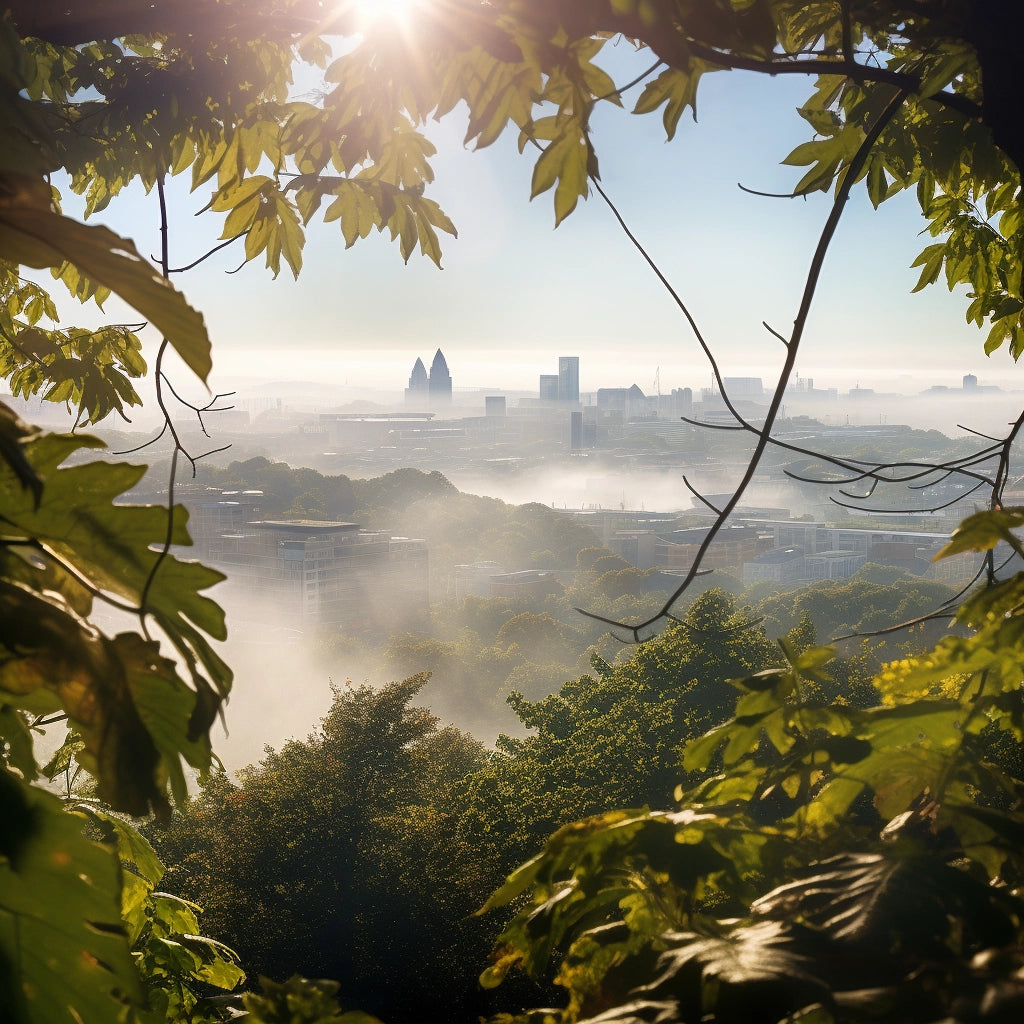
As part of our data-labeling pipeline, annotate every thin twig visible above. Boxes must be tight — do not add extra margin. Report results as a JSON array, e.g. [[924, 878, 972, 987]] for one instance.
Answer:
[[164, 232, 249, 274], [682, 476, 722, 515], [112, 422, 168, 455], [957, 423, 1003, 442], [595, 58, 664, 103], [590, 176, 749, 427], [580, 88, 910, 640], [762, 321, 790, 346], [828, 478, 986, 514], [738, 182, 812, 200], [680, 414, 746, 432]]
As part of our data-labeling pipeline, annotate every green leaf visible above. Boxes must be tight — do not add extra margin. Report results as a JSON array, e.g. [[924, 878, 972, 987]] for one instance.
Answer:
[[0, 705, 36, 780], [0, 768, 141, 1024], [0, 174, 211, 382], [40, 730, 84, 782], [933, 508, 1024, 560], [76, 803, 164, 886], [632, 63, 715, 140], [530, 127, 590, 226], [242, 976, 384, 1024], [149, 891, 202, 938], [179, 934, 245, 990], [782, 124, 865, 195], [0, 432, 230, 815], [910, 242, 946, 293]]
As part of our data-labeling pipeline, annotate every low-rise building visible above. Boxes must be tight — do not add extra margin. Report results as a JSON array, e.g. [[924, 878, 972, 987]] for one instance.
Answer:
[[488, 569, 563, 600], [655, 525, 764, 571], [453, 561, 504, 599], [804, 548, 866, 581], [743, 546, 806, 584]]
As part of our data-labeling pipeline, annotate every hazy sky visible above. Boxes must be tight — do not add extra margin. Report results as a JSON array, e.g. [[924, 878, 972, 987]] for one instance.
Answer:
[[48, 40, 1023, 400]]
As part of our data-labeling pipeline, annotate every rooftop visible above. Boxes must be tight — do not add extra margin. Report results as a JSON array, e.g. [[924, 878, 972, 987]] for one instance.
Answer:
[[249, 520, 361, 533]]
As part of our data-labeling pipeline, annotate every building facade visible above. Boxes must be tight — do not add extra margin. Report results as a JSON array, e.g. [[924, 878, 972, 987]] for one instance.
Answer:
[[428, 348, 452, 401], [405, 357, 429, 403], [200, 519, 429, 630], [558, 355, 580, 402], [539, 374, 559, 401], [405, 350, 452, 405]]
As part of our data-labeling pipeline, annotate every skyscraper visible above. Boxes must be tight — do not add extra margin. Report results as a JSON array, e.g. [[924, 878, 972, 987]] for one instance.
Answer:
[[428, 348, 452, 401], [405, 356, 429, 404], [539, 374, 559, 401], [570, 410, 583, 450], [558, 356, 579, 402]]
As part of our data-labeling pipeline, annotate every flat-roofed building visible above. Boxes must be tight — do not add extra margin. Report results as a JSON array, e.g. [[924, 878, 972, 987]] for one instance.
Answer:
[[558, 356, 580, 402], [655, 524, 763, 571], [212, 520, 428, 629], [488, 569, 563, 600], [453, 561, 504, 599], [743, 546, 806, 584], [539, 374, 559, 401], [804, 548, 866, 581]]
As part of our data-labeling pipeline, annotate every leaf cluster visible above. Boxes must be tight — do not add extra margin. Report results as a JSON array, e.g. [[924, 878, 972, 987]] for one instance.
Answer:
[[478, 522, 1024, 1023], [148, 676, 496, 1024]]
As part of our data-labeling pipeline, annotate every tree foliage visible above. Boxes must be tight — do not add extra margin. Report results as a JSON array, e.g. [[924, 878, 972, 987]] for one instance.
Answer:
[[478, 541, 1024, 1023], [150, 676, 495, 1024], [1, 1, 1024, 1022]]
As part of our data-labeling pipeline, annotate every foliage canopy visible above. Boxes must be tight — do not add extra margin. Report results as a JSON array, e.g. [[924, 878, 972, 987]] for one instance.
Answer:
[[1, 1, 1024, 1023]]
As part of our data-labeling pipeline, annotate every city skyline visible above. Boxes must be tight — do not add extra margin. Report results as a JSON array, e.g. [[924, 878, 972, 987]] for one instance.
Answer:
[[37, 63, 1024, 405]]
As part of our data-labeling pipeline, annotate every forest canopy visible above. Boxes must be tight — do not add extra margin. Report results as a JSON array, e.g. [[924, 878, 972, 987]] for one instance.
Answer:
[[2, 2, 1024, 1024]]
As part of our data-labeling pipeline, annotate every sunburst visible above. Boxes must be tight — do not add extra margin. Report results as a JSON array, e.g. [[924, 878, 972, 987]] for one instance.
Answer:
[[349, 0, 424, 32]]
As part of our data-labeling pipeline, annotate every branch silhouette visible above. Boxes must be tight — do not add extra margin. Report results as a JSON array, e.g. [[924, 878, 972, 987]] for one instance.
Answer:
[[575, 88, 911, 641]]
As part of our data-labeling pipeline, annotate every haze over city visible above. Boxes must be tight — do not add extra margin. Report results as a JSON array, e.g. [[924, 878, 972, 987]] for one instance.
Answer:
[[9, 5, 1024, 1024]]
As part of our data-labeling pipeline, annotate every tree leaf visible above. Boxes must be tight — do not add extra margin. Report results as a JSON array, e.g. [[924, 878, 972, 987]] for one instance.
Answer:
[[0, 174, 211, 382], [933, 508, 1024, 560], [0, 768, 141, 1024]]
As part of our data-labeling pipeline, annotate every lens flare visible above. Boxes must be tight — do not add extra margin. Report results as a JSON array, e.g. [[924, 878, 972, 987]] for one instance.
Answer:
[[353, 0, 422, 30]]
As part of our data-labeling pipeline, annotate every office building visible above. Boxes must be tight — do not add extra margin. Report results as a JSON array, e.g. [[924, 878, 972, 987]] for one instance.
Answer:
[[207, 520, 428, 629], [570, 410, 583, 450], [539, 374, 559, 401], [558, 355, 580, 402]]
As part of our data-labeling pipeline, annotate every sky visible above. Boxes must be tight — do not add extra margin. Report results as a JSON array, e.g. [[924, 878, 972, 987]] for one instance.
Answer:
[[42, 32, 1024, 405]]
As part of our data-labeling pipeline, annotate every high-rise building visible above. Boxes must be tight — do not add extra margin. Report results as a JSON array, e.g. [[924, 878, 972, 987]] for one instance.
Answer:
[[570, 410, 583, 450], [428, 348, 452, 401], [405, 356, 429, 403], [558, 356, 580, 402], [539, 374, 559, 401]]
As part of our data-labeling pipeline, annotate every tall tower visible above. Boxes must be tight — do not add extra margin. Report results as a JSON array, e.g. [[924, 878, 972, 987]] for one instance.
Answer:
[[403, 356, 428, 403], [558, 356, 579, 402], [405, 356, 429, 404], [428, 348, 452, 401]]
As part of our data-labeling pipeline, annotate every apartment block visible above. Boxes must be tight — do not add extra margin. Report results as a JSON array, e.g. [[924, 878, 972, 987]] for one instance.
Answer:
[[208, 519, 428, 630]]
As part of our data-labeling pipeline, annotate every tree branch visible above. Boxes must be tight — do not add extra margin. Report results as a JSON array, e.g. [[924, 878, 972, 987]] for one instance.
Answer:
[[579, 87, 910, 640]]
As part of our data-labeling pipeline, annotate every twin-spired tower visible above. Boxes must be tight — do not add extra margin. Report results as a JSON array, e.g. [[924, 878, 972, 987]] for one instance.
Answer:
[[405, 349, 452, 404]]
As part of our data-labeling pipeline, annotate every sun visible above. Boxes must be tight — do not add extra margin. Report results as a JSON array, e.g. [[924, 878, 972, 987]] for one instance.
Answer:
[[350, 0, 424, 31]]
